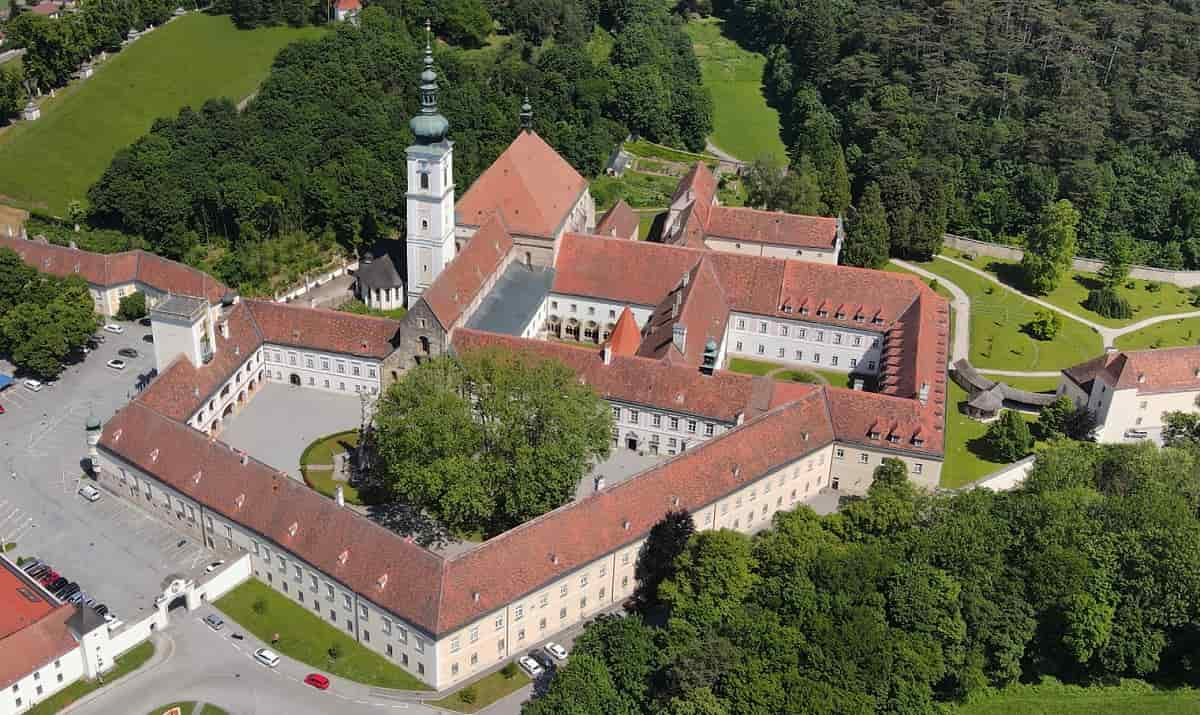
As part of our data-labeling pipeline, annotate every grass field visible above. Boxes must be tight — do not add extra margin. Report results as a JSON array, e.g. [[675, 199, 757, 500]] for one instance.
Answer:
[[954, 680, 1200, 714], [1115, 316, 1200, 351], [215, 579, 429, 690], [915, 258, 1102, 371], [983, 374, 1060, 393], [684, 17, 786, 162], [0, 14, 323, 216], [25, 641, 156, 715], [145, 703, 195, 715], [591, 170, 679, 209], [299, 430, 363, 505], [432, 667, 532, 713], [944, 249, 1196, 327], [941, 382, 1038, 489], [199, 706, 230, 715]]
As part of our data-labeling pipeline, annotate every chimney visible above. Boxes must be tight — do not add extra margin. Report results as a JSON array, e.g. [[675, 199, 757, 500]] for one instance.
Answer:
[[601, 344, 612, 365], [336, 485, 345, 507], [680, 270, 690, 289], [700, 338, 718, 375], [918, 382, 930, 404], [672, 324, 687, 355]]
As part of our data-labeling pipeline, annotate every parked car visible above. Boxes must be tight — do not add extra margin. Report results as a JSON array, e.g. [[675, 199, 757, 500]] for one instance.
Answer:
[[531, 650, 555, 670], [23, 379, 43, 392], [106, 359, 126, 370], [142, 333, 154, 343], [91, 334, 105, 343], [204, 560, 225, 573], [254, 648, 281, 668], [21, 559, 42, 573], [117, 348, 139, 359], [49, 577, 68, 592], [94, 604, 109, 616], [203, 614, 224, 631], [102, 324, 124, 334], [517, 655, 543, 678], [0, 404, 5, 415], [303, 673, 330, 690], [78, 484, 101, 502], [543, 642, 568, 661], [138, 317, 152, 327]]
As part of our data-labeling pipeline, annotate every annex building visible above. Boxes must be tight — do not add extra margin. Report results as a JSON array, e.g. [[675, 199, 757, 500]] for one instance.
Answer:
[[6, 40, 952, 692]]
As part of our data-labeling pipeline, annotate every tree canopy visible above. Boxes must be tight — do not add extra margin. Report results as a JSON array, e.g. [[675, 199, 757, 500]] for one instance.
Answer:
[[367, 348, 611, 538], [0, 247, 98, 379], [525, 439, 1200, 712]]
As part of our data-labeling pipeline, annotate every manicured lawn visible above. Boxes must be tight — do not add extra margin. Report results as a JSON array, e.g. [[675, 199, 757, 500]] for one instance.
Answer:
[[591, 170, 680, 209], [727, 356, 781, 376], [0, 14, 324, 215], [1115, 317, 1200, 351], [915, 258, 1102, 371], [144, 702, 195, 715], [432, 667, 532, 713], [944, 248, 1196, 328], [684, 17, 786, 162], [299, 430, 363, 505], [25, 641, 156, 715], [984, 374, 1060, 394], [941, 382, 1038, 489], [623, 139, 718, 167], [214, 579, 430, 690], [198, 707, 230, 715], [954, 680, 1200, 714]]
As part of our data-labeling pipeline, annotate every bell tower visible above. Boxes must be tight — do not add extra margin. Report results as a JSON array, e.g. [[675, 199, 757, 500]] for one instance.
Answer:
[[405, 20, 455, 308]]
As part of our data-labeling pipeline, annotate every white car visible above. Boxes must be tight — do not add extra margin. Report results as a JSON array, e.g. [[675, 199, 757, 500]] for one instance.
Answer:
[[23, 379, 43, 392], [543, 642, 568, 661], [106, 359, 126, 370], [517, 655, 543, 678], [204, 560, 225, 573], [78, 484, 101, 502], [103, 324, 125, 334], [254, 648, 281, 668]]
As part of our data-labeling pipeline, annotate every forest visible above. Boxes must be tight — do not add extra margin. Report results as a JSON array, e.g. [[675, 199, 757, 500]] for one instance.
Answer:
[[78, 0, 708, 294], [716, 0, 1200, 268], [523, 441, 1200, 713]]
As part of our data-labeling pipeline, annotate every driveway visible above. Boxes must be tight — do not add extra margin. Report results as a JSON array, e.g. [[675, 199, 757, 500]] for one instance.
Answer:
[[0, 319, 206, 620], [220, 382, 364, 481]]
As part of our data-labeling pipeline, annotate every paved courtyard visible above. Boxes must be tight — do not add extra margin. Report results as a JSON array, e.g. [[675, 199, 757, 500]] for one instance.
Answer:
[[0, 320, 208, 621], [221, 381, 364, 480]]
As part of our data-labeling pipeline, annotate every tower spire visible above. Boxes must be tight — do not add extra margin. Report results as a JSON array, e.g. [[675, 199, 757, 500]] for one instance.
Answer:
[[520, 93, 533, 133], [410, 18, 449, 144]]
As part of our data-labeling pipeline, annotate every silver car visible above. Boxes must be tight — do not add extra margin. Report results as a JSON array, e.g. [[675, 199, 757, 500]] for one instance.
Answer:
[[203, 614, 225, 631]]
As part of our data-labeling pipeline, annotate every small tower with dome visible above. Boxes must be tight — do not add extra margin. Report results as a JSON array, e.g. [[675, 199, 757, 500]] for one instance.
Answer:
[[405, 20, 456, 309]]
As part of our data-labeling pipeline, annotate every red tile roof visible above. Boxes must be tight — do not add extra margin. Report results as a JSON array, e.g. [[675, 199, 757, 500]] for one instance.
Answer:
[[824, 386, 943, 455], [1064, 346, 1200, 394], [456, 131, 588, 239], [336, 0, 360, 9], [594, 200, 639, 239], [99, 402, 446, 634], [0, 238, 226, 304], [705, 206, 838, 250], [553, 233, 704, 306], [605, 307, 641, 357], [421, 214, 513, 329], [0, 559, 78, 690], [637, 256, 729, 366], [245, 300, 401, 360], [29, 1, 60, 15], [0, 559, 57, 640], [671, 163, 717, 228]]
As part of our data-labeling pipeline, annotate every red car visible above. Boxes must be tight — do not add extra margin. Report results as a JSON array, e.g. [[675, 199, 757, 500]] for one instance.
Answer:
[[40, 571, 58, 586], [0, 404, 5, 414], [303, 673, 330, 690]]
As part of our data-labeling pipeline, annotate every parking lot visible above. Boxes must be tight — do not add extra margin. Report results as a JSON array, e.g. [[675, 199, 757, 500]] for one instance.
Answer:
[[0, 319, 208, 622]]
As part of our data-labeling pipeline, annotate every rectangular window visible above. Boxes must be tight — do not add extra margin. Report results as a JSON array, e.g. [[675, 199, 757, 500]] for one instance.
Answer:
[[815, 331, 824, 342], [914, 463, 924, 474], [559, 607, 567, 619], [515, 605, 524, 620], [757, 344, 765, 355], [343, 594, 352, 610], [813, 353, 821, 364], [326, 584, 334, 601], [777, 347, 785, 358], [560, 584, 568, 597], [831, 356, 839, 366], [383, 618, 392, 634], [360, 604, 369, 619], [859, 453, 869, 464], [736, 319, 745, 330], [795, 350, 803, 361], [853, 336, 862, 347], [833, 333, 842, 345], [518, 628, 526, 641], [652, 414, 662, 427], [798, 328, 806, 339], [470, 626, 479, 643], [622, 552, 630, 565], [669, 417, 679, 431], [612, 406, 620, 420], [735, 340, 743, 351], [369, 367, 376, 378], [451, 638, 461, 653], [759, 321, 768, 334], [850, 358, 857, 368], [780, 325, 789, 337], [495, 616, 504, 631], [687, 420, 697, 434], [629, 410, 639, 425], [305, 357, 314, 368], [353, 364, 361, 377], [580, 574, 589, 588], [321, 358, 330, 371]]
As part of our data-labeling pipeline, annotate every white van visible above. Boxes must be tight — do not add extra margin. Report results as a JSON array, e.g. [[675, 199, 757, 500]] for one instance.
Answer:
[[78, 484, 101, 502], [23, 379, 43, 392]]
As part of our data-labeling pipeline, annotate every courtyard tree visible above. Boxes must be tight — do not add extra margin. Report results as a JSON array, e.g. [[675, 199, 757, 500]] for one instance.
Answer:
[[1021, 199, 1080, 295], [1162, 411, 1200, 451], [117, 291, 148, 321], [0, 273, 98, 380], [1025, 310, 1061, 340], [983, 409, 1033, 462], [369, 349, 611, 537], [632, 510, 695, 611], [1035, 396, 1074, 440], [840, 182, 890, 268]]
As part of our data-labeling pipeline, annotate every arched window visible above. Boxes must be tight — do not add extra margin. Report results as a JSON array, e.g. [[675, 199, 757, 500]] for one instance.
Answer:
[[420, 173, 429, 190]]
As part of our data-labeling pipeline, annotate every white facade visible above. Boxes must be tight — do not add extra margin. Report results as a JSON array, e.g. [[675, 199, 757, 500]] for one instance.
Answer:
[[187, 349, 266, 435], [724, 311, 883, 374], [609, 401, 733, 456], [1059, 375, 1200, 443], [529, 295, 655, 343], [363, 284, 404, 311], [262, 344, 382, 396], [406, 144, 456, 308], [151, 304, 216, 374]]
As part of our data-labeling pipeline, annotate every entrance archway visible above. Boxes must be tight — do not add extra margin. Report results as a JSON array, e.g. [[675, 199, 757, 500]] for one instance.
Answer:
[[625, 432, 639, 451], [290, 373, 301, 386]]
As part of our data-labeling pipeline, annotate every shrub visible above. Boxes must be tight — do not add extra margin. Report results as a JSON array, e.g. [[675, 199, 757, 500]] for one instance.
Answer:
[[1084, 288, 1132, 319], [251, 598, 268, 615], [500, 663, 518, 679], [328, 644, 342, 660], [1190, 286, 1200, 307], [1125, 281, 1136, 289], [984, 410, 1034, 462], [116, 291, 147, 321], [1145, 281, 1162, 293], [1026, 310, 1061, 340], [16, 556, 27, 566], [928, 278, 941, 294], [459, 686, 478, 704]]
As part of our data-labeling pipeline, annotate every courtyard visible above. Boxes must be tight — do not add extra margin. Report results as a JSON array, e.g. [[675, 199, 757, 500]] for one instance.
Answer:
[[220, 381, 364, 481]]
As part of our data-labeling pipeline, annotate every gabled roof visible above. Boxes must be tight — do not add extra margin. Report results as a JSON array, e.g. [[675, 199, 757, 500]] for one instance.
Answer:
[[552, 233, 704, 306], [455, 131, 588, 239], [1063, 345, 1200, 394], [824, 386, 943, 455], [245, 300, 401, 359], [0, 237, 227, 304], [637, 256, 729, 366], [705, 206, 838, 250], [595, 200, 639, 239], [421, 213, 513, 330], [670, 163, 717, 228], [605, 307, 641, 357], [355, 252, 404, 291]]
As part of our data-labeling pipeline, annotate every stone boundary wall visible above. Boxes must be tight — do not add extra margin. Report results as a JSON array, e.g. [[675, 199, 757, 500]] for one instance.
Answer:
[[943, 234, 1200, 288]]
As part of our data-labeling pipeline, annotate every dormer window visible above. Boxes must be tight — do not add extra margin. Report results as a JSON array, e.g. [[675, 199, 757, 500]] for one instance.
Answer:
[[817, 309, 828, 318], [193, 471, 202, 485], [912, 437, 925, 447], [872, 316, 884, 325], [150, 448, 160, 463], [377, 574, 388, 589], [235, 493, 245, 509], [288, 522, 298, 537], [887, 434, 900, 444], [834, 311, 845, 320], [868, 430, 881, 440], [338, 550, 349, 565], [800, 307, 809, 316], [854, 314, 865, 323], [1137, 373, 1146, 383]]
